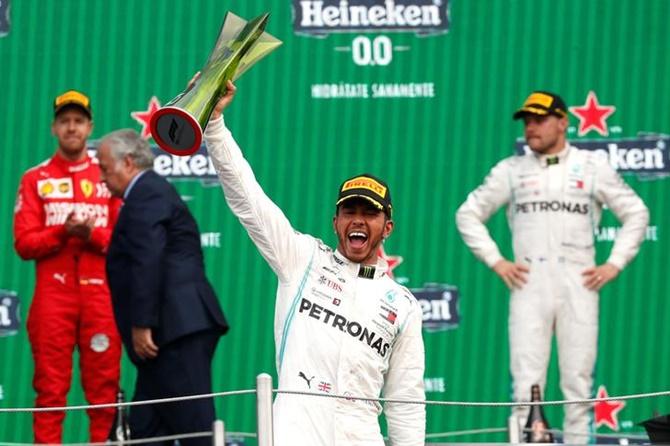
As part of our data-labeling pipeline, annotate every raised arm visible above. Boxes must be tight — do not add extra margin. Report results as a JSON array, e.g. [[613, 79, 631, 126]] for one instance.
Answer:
[[204, 83, 312, 281]]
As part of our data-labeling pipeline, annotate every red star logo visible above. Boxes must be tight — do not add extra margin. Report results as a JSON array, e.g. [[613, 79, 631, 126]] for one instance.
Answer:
[[594, 385, 625, 430], [131, 96, 162, 139], [377, 245, 403, 279], [569, 91, 616, 137]]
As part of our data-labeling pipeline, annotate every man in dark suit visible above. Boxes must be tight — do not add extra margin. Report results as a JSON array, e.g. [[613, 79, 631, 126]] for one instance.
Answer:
[[97, 128, 228, 444]]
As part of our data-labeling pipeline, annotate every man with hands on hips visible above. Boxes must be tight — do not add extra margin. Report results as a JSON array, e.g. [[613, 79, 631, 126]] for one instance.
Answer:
[[455, 91, 649, 444], [203, 79, 425, 446]]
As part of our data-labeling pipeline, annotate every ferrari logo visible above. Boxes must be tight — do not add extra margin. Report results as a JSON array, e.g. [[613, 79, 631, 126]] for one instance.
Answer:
[[80, 179, 94, 198]]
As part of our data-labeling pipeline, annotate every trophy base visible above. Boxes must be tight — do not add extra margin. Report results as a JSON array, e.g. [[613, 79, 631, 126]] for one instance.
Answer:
[[150, 106, 203, 156]]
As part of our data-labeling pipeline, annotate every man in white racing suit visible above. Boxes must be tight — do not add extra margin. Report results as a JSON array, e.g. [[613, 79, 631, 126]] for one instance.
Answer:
[[204, 82, 425, 446], [455, 91, 649, 444]]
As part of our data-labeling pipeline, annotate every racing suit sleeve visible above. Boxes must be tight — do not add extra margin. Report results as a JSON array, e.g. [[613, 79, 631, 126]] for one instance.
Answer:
[[204, 118, 312, 282], [382, 299, 426, 446], [13, 173, 68, 260], [87, 196, 122, 254], [595, 161, 649, 270], [455, 160, 512, 267]]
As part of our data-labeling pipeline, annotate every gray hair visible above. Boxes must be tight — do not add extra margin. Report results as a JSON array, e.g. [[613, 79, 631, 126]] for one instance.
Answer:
[[100, 129, 155, 169]]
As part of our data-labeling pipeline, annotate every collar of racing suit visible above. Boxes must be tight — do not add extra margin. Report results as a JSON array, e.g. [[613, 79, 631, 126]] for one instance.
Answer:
[[534, 144, 571, 167], [332, 249, 389, 279], [52, 151, 92, 173]]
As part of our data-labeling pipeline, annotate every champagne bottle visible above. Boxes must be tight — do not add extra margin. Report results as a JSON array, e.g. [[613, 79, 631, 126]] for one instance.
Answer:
[[108, 390, 131, 444], [524, 384, 554, 443]]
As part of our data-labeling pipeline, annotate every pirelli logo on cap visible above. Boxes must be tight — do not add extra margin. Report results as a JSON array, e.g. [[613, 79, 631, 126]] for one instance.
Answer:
[[337, 173, 392, 216], [341, 176, 387, 198], [524, 93, 554, 108], [55, 91, 90, 108], [513, 91, 568, 120]]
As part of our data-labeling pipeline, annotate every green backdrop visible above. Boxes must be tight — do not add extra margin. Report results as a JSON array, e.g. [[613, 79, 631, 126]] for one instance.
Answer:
[[0, 0, 668, 443]]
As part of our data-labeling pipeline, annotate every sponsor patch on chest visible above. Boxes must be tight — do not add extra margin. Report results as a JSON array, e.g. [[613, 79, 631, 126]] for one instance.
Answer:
[[298, 297, 391, 357], [38, 178, 73, 198]]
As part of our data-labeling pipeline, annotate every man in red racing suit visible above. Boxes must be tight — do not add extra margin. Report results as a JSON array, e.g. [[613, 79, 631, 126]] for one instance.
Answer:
[[13, 90, 122, 443]]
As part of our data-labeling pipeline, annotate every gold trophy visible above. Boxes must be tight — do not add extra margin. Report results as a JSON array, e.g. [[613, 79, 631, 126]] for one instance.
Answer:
[[150, 12, 281, 156]]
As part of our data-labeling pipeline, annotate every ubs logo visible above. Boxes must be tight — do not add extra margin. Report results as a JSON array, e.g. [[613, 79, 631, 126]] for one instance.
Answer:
[[318, 275, 343, 292]]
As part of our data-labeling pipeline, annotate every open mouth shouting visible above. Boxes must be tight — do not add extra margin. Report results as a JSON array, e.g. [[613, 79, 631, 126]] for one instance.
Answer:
[[334, 197, 393, 264], [348, 230, 369, 250]]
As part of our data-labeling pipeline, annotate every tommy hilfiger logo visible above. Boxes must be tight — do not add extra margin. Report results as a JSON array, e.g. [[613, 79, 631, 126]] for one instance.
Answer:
[[380, 307, 397, 324]]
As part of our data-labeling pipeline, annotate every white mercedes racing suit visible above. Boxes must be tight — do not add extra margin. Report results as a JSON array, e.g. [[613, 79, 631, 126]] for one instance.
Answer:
[[205, 118, 425, 446], [455, 145, 648, 444]]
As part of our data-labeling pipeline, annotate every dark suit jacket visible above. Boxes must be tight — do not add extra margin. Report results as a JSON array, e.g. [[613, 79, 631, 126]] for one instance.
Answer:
[[106, 170, 228, 364]]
